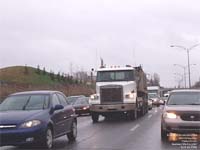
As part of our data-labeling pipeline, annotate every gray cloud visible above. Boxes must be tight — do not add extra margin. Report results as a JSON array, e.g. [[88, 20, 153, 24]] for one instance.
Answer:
[[0, 0, 200, 87]]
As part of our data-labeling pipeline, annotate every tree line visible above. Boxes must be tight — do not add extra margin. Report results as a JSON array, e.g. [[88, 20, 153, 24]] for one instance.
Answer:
[[24, 65, 91, 85]]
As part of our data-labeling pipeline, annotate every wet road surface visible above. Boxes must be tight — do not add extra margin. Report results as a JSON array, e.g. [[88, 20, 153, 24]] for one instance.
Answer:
[[1, 106, 199, 150]]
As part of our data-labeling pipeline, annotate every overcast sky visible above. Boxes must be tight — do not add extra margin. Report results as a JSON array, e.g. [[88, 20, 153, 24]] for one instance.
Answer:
[[0, 0, 200, 87]]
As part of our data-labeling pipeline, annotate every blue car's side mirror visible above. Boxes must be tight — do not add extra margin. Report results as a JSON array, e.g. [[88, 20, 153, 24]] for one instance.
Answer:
[[54, 104, 64, 111]]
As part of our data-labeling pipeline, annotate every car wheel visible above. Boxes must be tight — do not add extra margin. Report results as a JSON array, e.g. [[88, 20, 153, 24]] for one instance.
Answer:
[[67, 121, 77, 142], [42, 127, 53, 149], [161, 126, 168, 141], [91, 113, 99, 123]]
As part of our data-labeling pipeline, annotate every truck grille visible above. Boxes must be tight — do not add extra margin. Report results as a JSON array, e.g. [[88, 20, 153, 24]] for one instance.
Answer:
[[100, 85, 123, 104]]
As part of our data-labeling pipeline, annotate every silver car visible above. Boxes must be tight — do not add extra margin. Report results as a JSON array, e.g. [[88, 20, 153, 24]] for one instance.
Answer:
[[161, 89, 200, 141]]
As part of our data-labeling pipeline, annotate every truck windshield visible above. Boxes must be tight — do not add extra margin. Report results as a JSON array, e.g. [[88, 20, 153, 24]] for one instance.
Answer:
[[148, 93, 158, 99], [97, 70, 134, 82]]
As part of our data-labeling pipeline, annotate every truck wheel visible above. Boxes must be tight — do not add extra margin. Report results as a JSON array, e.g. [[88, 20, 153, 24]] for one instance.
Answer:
[[128, 110, 137, 120], [142, 106, 147, 116], [91, 113, 99, 123]]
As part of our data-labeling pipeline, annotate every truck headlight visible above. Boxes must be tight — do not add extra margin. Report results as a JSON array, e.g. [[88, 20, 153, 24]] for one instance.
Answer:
[[164, 112, 177, 119], [125, 93, 135, 99], [90, 94, 98, 100], [20, 120, 41, 128]]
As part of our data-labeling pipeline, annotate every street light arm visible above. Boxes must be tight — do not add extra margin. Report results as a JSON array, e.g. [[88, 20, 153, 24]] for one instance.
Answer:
[[170, 45, 187, 50], [174, 64, 185, 69], [188, 43, 200, 51]]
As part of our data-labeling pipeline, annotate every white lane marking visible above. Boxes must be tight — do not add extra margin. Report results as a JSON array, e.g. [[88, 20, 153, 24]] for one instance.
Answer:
[[130, 124, 140, 132], [148, 114, 153, 119], [154, 108, 158, 113]]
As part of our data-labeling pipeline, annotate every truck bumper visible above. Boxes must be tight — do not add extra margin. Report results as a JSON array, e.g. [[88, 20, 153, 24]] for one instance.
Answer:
[[90, 103, 136, 113]]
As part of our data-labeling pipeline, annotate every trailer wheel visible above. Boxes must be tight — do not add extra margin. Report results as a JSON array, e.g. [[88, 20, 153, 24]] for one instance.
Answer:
[[128, 110, 137, 120]]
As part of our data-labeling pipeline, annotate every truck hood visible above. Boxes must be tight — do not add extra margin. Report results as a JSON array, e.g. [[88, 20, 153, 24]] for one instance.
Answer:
[[96, 81, 136, 94], [165, 105, 200, 112]]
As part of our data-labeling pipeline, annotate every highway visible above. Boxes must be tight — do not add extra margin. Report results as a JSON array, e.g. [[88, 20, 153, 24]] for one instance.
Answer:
[[2, 106, 199, 150]]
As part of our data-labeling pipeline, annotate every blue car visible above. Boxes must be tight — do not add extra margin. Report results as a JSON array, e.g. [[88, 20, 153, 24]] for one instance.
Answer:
[[0, 91, 77, 149]]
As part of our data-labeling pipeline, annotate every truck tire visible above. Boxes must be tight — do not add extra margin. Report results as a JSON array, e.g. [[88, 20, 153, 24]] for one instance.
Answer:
[[142, 108, 145, 116], [91, 113, 99, 123], [128, 110, 137, 120], [142, 106, 147, 116]]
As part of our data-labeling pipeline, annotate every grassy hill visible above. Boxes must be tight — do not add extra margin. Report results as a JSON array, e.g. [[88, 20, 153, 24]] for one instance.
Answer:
[[0, 66, 61, 85], [0, 66, 94, 101]]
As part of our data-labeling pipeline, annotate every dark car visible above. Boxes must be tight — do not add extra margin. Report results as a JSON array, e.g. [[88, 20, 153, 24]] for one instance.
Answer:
[[161, 89, 200, 141], [148, 93, 160, 107], [148, 99, 153, 110], [67, 96, 90, 116], [0, 91, 77, 149]]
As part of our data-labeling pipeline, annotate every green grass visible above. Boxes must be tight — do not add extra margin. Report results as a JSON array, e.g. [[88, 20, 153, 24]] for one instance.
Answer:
[[0, 66, 60, 85]]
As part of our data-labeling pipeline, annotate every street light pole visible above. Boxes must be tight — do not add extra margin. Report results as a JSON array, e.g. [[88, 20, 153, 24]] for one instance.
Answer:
[[170, 44, 199, 88], [186, 49, 191, 88], [174, 73, 184, 88]]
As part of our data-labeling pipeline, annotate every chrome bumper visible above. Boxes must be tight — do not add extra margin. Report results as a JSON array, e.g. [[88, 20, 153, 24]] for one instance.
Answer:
[[90, 103, 136, 113]]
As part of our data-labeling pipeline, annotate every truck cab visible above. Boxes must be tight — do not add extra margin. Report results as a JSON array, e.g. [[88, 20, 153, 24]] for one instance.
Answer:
[[89, 66, 148, 122]]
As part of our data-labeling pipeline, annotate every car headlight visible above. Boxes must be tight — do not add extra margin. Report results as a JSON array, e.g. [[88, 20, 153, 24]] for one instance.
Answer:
[[20, 120, 41, 128], [83, 106, 90, 110], [164, 112, 177, 119]]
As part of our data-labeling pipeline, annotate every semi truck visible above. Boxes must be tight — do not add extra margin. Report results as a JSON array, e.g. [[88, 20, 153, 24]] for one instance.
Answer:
[[147, 86, 161, 106], [89, 65, 148, 123]]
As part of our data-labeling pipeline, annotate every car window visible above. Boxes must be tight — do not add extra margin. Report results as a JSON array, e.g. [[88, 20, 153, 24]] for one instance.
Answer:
[[74, 98, 88, 105], [0, 95, 50, 111], [57, 93, 68, 106], [25, 95, 50, 110], [67, 96, 85, 105], [0, 95, 30, 111], [52, 94, 61, 107], [167, 92, 200, 105]]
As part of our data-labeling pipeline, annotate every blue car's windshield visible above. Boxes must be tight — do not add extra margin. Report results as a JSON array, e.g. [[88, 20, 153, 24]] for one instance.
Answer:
[[0, 95, 50, 111]]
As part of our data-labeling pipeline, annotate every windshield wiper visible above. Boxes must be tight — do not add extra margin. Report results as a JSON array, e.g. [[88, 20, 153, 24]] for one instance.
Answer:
[[168, 104, 178, 105], [187, 103, 200, 105], [22, 96, 31, 110]]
